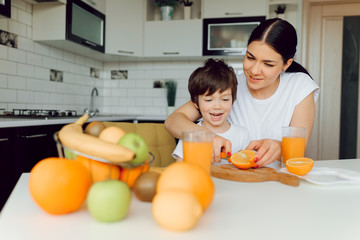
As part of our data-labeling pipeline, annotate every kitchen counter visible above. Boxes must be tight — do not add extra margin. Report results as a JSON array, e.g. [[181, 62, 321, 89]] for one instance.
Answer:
[[0, 115, 167, 128], [1, 160, 360, 240]]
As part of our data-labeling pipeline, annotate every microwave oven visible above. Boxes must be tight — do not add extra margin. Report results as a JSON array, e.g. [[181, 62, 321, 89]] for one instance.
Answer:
[[66, 0, 105, 53], [203, 16, 265, 56], [0, 0, 10, 18]]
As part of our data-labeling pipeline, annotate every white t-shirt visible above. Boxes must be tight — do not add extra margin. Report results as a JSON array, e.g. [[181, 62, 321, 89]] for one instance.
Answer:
[[172, 121, 250, 160], [228, 72, 320, 141]]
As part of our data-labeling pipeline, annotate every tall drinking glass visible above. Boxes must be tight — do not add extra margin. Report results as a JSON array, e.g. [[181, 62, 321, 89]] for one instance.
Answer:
[[282, 127, 306, 167], [182, 130, 214, 174]]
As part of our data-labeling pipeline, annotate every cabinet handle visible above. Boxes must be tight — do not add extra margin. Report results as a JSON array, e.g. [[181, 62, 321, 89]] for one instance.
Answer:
[[20, 134, 47, 139], [82, 40, 97, 47], [118, 50, 134, 55], [0, 138, 9, 141], [163, 52, 180, 55], [225, 12, 243, 16]]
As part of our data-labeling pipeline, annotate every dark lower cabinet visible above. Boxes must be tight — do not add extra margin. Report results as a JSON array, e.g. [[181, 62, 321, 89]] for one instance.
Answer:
[[0, 124, 64, 211], [0, 128, 12, 211], [11, 126, 53, 185]]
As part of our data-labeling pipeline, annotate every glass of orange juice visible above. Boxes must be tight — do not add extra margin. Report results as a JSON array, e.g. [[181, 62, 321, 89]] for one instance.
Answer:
[[281, 127, 306, 167], [182, 130, 214, 174]]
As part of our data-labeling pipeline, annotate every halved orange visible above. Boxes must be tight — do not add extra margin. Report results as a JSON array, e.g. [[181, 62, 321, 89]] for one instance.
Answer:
[[285, 157, 314, 176], [228, 150, 257, 170]]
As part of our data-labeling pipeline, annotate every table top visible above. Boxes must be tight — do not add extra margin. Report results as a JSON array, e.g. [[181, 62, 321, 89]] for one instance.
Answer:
[[1, 160, 360, 240]]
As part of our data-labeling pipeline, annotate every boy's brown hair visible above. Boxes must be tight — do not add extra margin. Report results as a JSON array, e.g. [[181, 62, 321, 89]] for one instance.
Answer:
[[188, 58, 237, 107]]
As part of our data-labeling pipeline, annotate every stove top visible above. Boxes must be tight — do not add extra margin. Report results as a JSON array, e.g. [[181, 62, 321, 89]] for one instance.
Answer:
[[0, 109, 78, 118]]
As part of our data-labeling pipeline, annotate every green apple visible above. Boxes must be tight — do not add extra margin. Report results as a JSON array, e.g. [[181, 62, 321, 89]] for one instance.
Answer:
[[64, 148, 77, 159], [118, 133, 149, 165], [87, 180, 131, 222]]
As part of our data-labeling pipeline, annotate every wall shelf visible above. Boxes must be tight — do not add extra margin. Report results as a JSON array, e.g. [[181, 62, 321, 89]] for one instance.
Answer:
[[269, 0, 298, 5], [145, 0, 202, 21]]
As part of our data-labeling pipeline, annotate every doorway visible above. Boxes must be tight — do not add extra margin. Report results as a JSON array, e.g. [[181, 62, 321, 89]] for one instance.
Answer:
[[304, 1, 360, 160]]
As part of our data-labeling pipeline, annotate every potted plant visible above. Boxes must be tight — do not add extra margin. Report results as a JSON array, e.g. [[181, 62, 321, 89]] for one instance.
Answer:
[[180, 0, 193, 6], [180, 0, 193, 20], [275, 4, 286, 19], [154, 0, 180, 21], [165, 80, 177, 115]]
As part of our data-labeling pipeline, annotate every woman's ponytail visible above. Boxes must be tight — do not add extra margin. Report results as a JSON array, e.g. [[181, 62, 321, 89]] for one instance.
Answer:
[[286, 61, 312, 79]]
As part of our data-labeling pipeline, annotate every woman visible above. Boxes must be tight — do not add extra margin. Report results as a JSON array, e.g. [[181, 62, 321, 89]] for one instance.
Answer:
[[165, 18, 320, 167]]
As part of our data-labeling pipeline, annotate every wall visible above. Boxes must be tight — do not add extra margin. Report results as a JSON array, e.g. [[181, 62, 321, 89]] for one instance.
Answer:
[[102, 60, 200, 116], [101, 60, 243, 116], [0, 0, 243, 117]]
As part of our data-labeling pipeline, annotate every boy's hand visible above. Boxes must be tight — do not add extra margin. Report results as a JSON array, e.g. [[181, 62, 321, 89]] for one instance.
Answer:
[[212, 135, 231, 163]]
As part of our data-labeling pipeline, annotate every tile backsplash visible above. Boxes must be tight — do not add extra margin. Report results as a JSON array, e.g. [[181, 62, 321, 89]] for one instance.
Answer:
[[0, 0, 243, 117]]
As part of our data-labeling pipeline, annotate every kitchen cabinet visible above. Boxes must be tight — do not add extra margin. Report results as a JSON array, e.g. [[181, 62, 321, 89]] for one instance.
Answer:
[[143, 0, 202, 57], [145, 0, 202, 21], [0, 128, 12, 211], [32, 1, 106, 60], [144, 20, 202, 57], [105, 0, 144, 57], [0, 0, 10, 18], [202, 0, 267, 19], [11, 126, 59, 184], [0, 124, 64, 212]]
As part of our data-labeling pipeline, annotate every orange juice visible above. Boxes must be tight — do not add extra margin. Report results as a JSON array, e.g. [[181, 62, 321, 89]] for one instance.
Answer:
[[183, 141, 213, 174], [282, 136, 305, 164]]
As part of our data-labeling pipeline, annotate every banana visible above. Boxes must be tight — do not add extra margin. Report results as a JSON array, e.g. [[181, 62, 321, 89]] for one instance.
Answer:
[[58, 113, 135, 163]]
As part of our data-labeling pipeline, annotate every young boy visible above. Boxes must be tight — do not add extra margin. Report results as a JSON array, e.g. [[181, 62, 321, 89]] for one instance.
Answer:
[[172, 58, 250, 164]]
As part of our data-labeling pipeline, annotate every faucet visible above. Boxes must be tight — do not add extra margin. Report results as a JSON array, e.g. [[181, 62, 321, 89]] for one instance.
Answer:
[[84, 87, 99, 117]]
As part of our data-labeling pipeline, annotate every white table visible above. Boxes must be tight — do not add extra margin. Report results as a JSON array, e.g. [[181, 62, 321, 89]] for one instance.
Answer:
[[1, 160, 360, 240]]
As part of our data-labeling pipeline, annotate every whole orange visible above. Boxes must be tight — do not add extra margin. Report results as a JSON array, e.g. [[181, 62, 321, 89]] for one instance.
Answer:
[[74, 155, 121, 183], [120, 163, 149, 188], [156, 162, 215, 211], [29, 157, 91, 215]]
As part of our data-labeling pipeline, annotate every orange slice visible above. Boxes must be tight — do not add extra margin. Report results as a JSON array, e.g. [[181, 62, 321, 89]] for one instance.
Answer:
[[228, 150, 257, 170], [285, 157, 314, 176]]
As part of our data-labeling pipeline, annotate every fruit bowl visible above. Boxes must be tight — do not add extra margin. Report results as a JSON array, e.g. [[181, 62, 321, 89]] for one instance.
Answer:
[[53, 132, 155, 186]]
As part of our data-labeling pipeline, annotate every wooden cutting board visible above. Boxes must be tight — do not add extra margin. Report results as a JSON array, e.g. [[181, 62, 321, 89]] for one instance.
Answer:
[[211, 164, 300, 187]]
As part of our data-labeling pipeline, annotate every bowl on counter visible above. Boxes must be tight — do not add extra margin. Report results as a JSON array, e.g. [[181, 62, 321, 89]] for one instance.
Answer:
[[53, 132, 155, 186]]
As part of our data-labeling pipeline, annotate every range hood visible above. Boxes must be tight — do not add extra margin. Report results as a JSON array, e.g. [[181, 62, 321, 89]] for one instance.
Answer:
[[24, 0, 66, 4]]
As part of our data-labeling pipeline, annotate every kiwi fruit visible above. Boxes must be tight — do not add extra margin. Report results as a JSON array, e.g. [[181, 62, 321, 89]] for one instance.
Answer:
[[133, 171, 160, 202], [84, 121, 107, 137]]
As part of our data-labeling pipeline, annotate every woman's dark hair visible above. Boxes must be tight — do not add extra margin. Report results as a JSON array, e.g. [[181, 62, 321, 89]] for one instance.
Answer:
[[248, 18, 311, 77], [188, 58, 237, 107]]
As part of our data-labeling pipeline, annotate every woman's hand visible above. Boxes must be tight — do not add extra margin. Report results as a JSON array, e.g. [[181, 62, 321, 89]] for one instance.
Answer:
[[246, 139, 281, 167], [212, 135, 232, 163]]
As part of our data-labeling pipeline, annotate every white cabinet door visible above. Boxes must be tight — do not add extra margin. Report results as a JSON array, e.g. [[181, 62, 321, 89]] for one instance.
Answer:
[[203, 0, 267, 18], [144, 20, 202, 57], [105, 0, 144, 56]]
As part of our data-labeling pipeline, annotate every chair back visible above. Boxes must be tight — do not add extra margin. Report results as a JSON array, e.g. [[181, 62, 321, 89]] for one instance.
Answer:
[[103, 122, 176, 167]]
